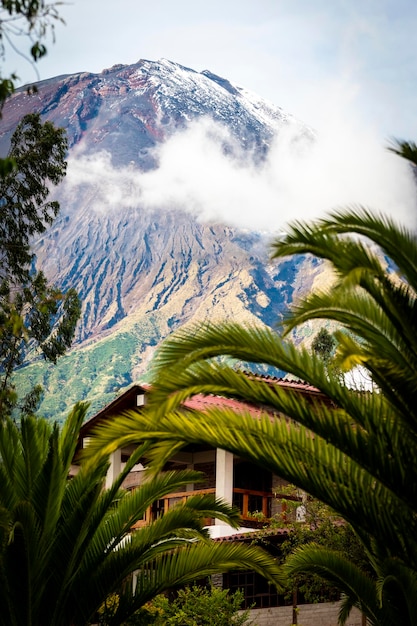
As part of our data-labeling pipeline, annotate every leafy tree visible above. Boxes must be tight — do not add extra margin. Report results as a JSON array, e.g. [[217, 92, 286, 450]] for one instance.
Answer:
[[0, 112, 67, 278], [84, 163, 417, 625], [0, 405, 285, 626], [99, 586, 253, 626], [249, 485, 369, 616], [0, 0, 63, 109], [151, 585, 253, 626], [0, 112, 80, 417], [278, 499, 369, 607], [311, 327, 345, 385], [0, 0, 64, 176], [311, 327, 335, 363]]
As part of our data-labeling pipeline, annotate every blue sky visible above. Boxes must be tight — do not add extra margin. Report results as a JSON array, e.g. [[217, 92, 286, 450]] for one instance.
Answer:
[[7, 0, 417, 141]]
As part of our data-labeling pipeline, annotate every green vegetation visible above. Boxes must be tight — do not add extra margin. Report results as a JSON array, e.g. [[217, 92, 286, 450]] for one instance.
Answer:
[[98, 585, 253, 626], [0, 112, 67, 278], [87, 142, 417, 624], [0, 404, 285, 626], [267, 487, 370, 606], [13, 316, 164, 423], [0, 1, 80, 419], [0, 112, 80, 418], [151, 585, 253, 626], [311, 327, 335, 363]]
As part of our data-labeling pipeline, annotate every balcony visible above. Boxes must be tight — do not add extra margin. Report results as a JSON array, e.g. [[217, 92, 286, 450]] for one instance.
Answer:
[[131, 487, 277, 529]]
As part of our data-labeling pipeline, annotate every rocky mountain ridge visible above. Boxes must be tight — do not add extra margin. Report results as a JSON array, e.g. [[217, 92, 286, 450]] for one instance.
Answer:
[[2, 58, 307, 162], [2, 58, 326, 422]]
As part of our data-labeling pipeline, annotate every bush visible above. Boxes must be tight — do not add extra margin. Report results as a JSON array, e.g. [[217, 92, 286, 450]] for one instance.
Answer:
[[129, 585, 254, 626]]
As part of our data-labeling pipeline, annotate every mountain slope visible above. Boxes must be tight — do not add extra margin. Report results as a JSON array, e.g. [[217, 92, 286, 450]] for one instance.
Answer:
[[2, 58, 328, 422]]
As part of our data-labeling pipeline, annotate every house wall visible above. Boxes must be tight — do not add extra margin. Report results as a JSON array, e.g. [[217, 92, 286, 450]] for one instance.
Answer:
[[242, 602, 363, 626], [122, 470, 146, 490], [194, 461, 216, 488]]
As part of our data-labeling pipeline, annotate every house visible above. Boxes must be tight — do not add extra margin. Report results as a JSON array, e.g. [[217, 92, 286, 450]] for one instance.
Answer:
[[73, 379, 324, 535], [73, 380, 363, 626]]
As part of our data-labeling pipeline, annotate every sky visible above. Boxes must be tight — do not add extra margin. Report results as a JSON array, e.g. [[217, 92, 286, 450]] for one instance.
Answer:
[[6, 0, 417, 231], [8, 0, 417, 141]]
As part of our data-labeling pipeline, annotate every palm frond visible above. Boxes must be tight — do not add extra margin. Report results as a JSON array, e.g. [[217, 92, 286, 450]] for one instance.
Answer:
[[87, 402, 417, 568], [271, 207, 417, 289], [285, 543, 384, 625], [114, 541, 286, 620], [387, 138, 417, 168]]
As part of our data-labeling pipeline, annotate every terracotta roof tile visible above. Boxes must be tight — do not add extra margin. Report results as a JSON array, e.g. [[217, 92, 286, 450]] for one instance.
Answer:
[[81, 375, 327, 438], [183, 394, 265, 416]]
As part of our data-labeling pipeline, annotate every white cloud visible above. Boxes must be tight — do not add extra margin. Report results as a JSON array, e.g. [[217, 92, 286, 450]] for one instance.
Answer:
[[64, 150, 142, 210], [64, 113, 417, 233]]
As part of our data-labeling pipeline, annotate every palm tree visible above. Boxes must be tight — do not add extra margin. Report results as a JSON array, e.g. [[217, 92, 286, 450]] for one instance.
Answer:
[[0, 403, 285, 626], [84, 197, 417, 624], [284, 542, 417, 626]]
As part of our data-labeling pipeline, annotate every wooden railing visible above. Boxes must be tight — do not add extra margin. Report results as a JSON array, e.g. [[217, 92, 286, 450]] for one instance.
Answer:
[[131, 487, 276, 529], [232, 487, 272, 520]]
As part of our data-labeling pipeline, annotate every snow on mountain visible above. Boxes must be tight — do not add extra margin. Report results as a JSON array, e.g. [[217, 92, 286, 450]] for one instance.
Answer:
[[2, 58, 326, 422]]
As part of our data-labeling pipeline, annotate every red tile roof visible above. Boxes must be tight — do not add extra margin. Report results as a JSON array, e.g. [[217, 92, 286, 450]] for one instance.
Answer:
[[79, 375, 326, 439], [182, 393, 265, 416]]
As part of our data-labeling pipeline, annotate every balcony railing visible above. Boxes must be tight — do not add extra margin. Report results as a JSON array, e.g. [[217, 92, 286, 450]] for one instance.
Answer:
[[131, 487, 277, 529]]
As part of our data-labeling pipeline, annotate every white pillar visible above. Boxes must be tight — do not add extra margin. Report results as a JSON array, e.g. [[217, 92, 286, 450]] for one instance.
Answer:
[[105, 448, 122, 489], [215, 449, 234, 527]]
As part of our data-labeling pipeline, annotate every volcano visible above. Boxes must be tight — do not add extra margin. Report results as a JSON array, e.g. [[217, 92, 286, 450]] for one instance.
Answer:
[[2, 58, 326, 421]]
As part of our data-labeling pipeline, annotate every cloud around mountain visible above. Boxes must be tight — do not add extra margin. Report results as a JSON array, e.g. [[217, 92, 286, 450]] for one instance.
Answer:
[[65, 115, 417, 233]]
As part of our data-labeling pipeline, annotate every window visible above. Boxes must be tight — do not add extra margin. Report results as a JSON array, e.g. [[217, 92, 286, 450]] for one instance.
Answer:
[[223, 570, 290, 609]]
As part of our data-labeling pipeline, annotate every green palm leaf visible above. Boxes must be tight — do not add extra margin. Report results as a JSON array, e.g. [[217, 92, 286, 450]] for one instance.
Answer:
[[0, 403, 285, 626], [86, 204, 417, 625], [285, 544, 384, 626]]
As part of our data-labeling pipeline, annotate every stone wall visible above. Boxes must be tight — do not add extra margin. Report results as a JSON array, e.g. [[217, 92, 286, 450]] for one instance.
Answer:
[[245, 602, 363, 626]]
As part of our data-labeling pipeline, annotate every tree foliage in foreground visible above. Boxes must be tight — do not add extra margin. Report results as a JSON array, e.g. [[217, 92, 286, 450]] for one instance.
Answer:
[[0, 0, 64, 176], [254, 485, 370, 606], [0, 112, 80, 417], [151, 585, 253, 626], [0, 0, 63, 108], [85, 178, 417, 624], [98, 585, 253, 626], [0, 112, 67, 278], [0, 405, 285, 626]]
